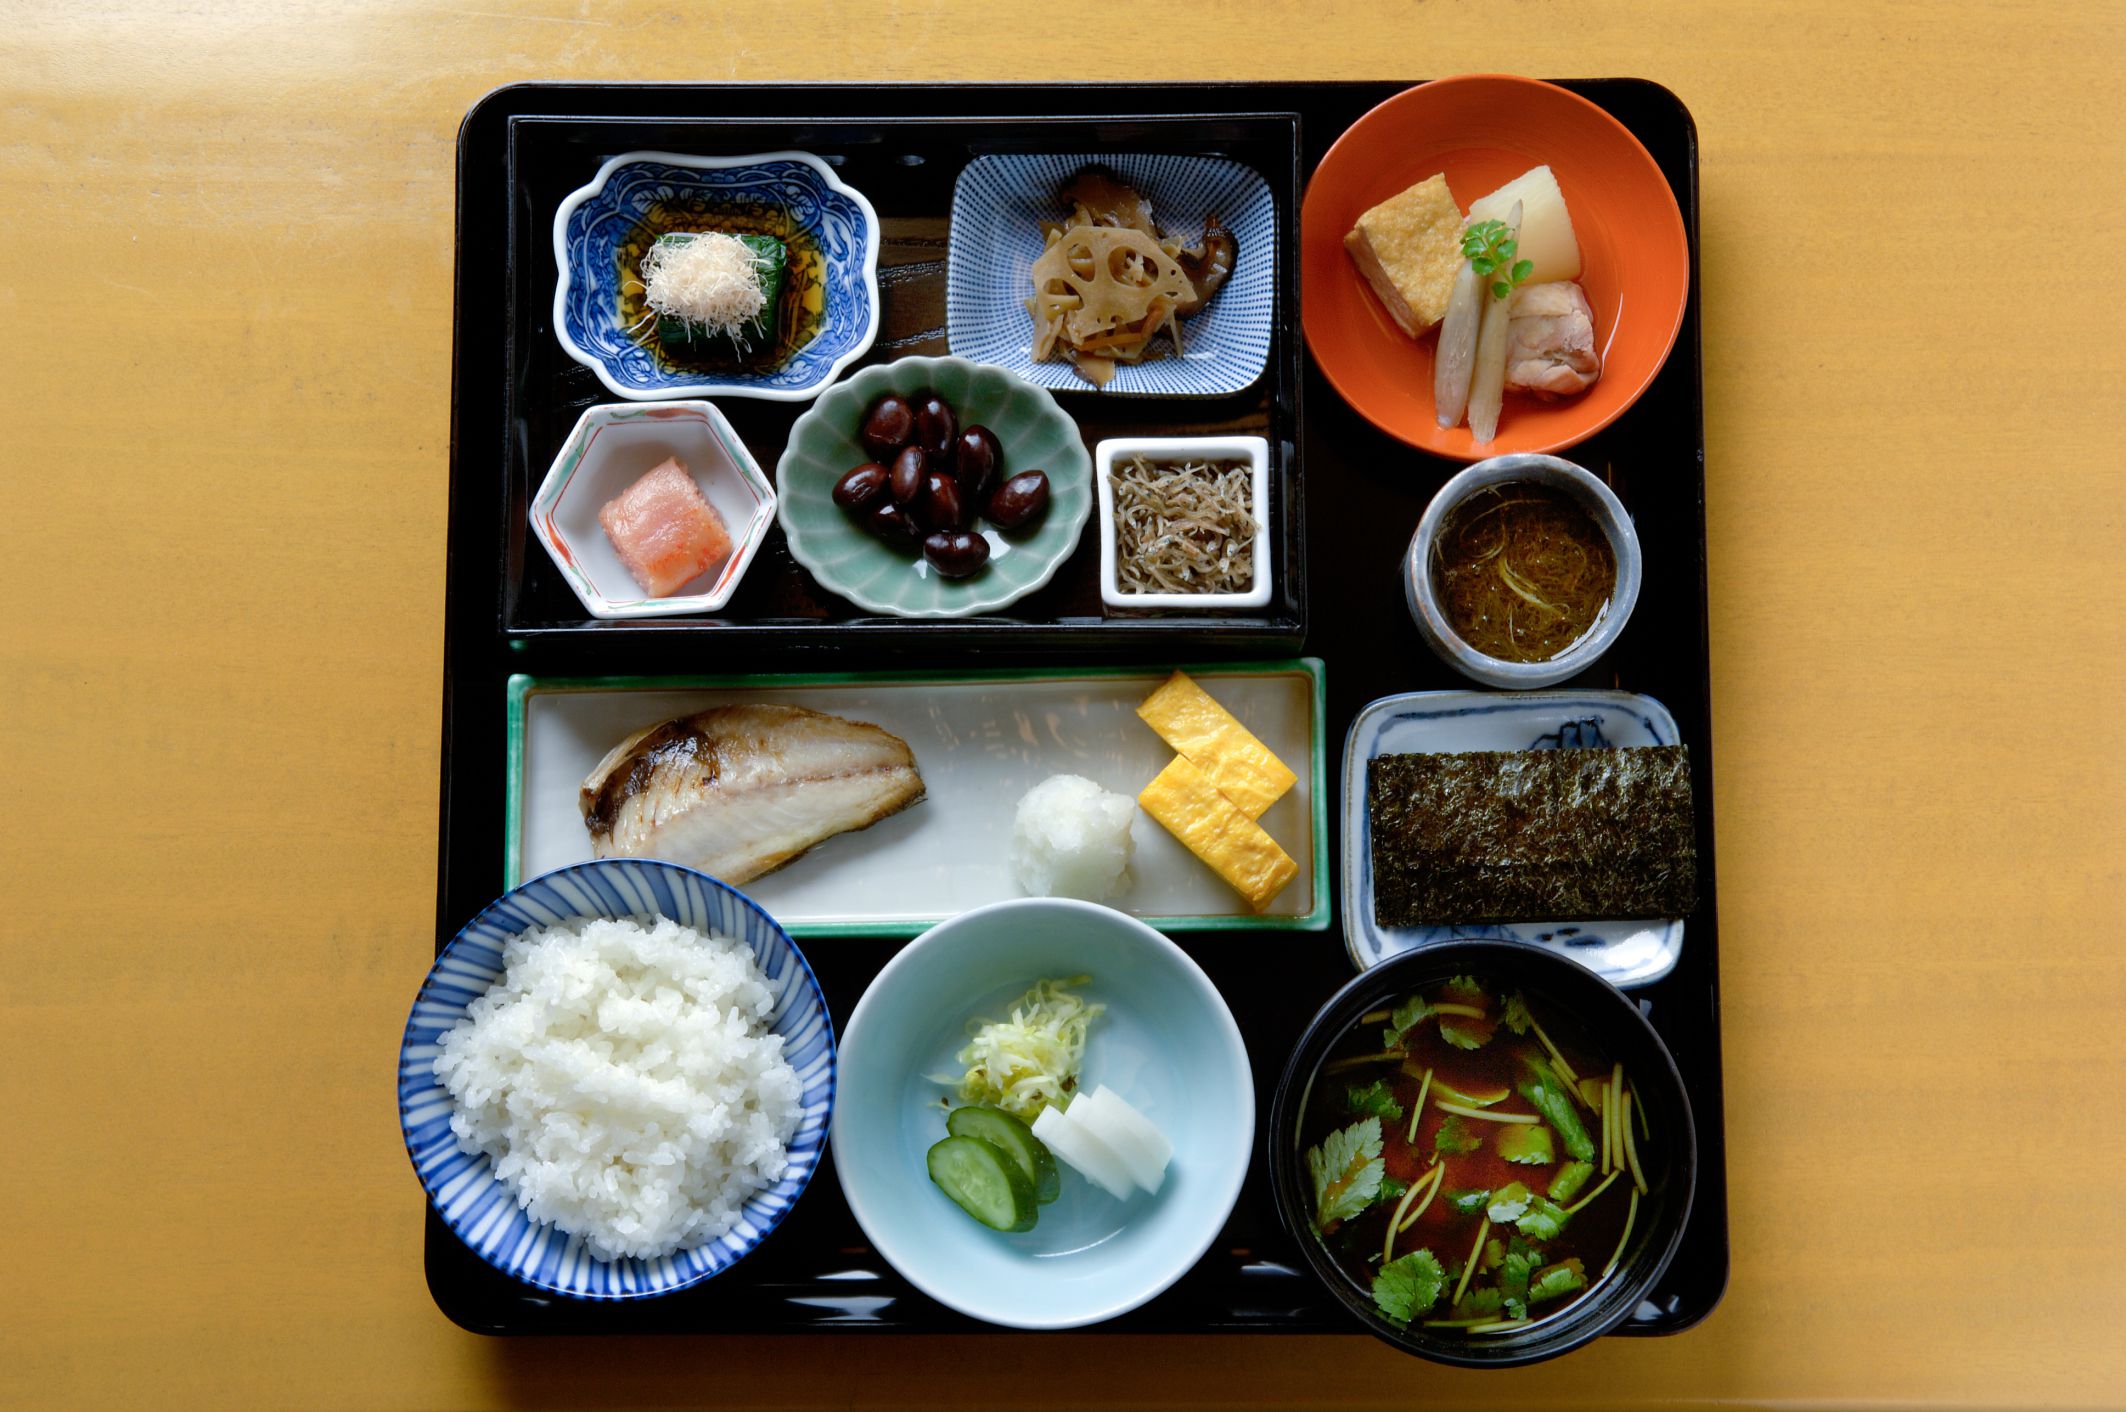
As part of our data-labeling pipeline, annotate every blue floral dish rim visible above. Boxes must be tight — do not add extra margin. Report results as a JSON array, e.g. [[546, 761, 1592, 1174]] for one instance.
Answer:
[[551, 149, 882, 403]]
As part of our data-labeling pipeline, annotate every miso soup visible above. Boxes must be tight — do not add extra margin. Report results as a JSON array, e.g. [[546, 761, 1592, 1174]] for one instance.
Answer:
[[1298, 975, 1655, 1334]]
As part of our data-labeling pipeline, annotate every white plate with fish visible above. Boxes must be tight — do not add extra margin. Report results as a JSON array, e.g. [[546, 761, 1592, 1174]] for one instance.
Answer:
[[507, 663, 1328, 936], [1342, 689, 1693, 986]]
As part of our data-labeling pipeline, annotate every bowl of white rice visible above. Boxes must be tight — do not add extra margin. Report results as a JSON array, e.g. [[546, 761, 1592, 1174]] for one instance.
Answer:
[[398, 858, 834, 1299]]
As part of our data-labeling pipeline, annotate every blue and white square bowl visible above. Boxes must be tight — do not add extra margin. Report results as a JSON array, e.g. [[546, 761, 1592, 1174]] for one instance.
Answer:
[[397, 858, 835, 1299], [552, 150, 881, 402], [1342, 690, 1689, 988], [947, 153, 1275, 397]]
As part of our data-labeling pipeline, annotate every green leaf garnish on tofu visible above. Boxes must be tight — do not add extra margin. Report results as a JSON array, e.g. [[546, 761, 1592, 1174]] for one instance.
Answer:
[[1529, 1257, 1588, 1306], [1371, 1249, 1448, 1325], [1343, 1078, 1404, 1123], [1514, 1196, 1572, 1242], [1307, 1118, 1384, 1231], [1447, 1188, 1491, 1217], [1432, 1114, 1482, 1160], [1378, 1175, 1410, 1202], [1498, 1124, 1555, 1166], [1517, 1054, 1595, 1161], [1548, 1160, 1596, 1203]]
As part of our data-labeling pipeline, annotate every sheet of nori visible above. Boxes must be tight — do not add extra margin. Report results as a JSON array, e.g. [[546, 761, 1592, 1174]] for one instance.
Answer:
[[1368, 747, 1698, 927]]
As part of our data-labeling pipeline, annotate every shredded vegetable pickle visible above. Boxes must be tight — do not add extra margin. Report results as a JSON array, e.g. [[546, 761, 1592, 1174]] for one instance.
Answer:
[[947, 976, 1105, 1120]]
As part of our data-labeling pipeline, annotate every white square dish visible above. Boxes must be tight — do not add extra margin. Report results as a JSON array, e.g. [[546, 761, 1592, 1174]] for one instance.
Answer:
[[1095, 435, 1272, 612]]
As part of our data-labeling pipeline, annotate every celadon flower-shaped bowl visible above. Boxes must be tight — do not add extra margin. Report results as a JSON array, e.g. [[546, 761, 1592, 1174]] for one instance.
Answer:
[[776, 356, 1093, 618]]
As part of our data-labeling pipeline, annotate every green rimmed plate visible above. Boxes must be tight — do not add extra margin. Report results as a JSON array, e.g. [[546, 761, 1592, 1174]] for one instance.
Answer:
[[776, 355, 1093, 617], [503, 661, 1330, 936]]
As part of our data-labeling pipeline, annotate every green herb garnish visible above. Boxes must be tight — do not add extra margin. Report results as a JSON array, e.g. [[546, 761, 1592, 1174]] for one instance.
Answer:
[[1432, 1114, 1482, 1160], [1372, 1248, 1449, 1325], [1461, 219, 1536, 301], [1307, 1118, 1385, 1230], [1446, 1188, 1492, 1216], [1343, 1078, 1405, 1123]]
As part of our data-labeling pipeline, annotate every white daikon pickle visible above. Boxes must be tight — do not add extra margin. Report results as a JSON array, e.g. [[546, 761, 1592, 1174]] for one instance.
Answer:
[[1031, 1103, 1136, 1201], [1467, 165, 1581, 284], [1071, 1087, 1172, 1194], [1433, 256, 1483, 428], [1466, 200, 1522, 445]]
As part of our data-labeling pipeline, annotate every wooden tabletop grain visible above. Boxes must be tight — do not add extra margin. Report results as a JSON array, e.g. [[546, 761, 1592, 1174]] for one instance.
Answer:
[[4, 2, 2122, 1407]]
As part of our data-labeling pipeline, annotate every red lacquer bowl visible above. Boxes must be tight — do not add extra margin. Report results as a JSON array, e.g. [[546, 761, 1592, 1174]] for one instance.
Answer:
[[1302, 75, 1690, 460]]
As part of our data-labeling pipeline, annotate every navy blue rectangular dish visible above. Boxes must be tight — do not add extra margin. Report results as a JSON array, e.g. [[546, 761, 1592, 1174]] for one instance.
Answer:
[[433, 79, 1724, 1337]]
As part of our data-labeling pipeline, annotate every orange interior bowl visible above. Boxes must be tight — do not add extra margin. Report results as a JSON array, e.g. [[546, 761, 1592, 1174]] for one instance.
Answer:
[[1302, 76, 1690, 460]]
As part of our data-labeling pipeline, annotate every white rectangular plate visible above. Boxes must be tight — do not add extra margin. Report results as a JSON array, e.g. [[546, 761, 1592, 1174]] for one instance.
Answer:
[[509, 662, 1327, 936], [1342, 689, 1688, 987]]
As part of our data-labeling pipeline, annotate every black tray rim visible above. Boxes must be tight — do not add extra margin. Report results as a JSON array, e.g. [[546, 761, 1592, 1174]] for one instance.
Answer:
[[435, 76, 1726, 1341]]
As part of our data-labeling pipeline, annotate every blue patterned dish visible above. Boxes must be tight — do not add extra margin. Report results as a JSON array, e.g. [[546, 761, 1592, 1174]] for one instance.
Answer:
[[553, 150, 880, 402], [397, 859, 835, 1299], [1342, 690, 1688, 987], [947, 153, 1275, 397]]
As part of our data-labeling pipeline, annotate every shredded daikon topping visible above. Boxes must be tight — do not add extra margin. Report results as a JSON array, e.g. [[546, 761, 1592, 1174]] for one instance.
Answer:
[[638, 233, 768, 346], [1110, 455, 1259, 596], [943, 976, 1104, 1121]]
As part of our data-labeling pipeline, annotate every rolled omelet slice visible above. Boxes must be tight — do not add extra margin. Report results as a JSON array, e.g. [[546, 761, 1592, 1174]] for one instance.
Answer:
[[1135, 671, 1295, 820], [1139, 755, 1297, 913]]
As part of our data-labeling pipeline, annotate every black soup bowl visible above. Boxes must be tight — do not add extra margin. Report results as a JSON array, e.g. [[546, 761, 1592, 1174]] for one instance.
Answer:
[[1268, 940, 1695, 1367]]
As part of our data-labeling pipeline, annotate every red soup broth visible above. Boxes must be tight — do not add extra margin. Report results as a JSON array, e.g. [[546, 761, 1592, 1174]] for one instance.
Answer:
[[1297, 976, 1652, 1331]]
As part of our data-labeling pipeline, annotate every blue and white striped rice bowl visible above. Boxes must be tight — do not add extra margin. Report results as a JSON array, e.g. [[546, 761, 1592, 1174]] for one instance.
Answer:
[[397, 858, 835, 1299], [947, 153, 1276, 397]]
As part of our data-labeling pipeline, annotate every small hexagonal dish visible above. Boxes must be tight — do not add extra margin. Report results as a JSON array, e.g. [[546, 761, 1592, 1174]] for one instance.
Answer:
[[531, 401, 776, 619]]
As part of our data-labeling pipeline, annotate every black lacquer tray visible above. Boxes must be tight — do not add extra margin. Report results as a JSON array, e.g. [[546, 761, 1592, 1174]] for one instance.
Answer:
[[432, 79, 1725, 1337]]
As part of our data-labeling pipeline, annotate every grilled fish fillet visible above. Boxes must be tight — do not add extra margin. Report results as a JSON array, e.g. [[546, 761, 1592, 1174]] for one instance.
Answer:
[[580, 704, 925, 884]]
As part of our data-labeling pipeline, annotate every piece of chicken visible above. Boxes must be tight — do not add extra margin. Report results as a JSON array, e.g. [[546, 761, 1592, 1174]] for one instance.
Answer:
[[1504, 281, 1602, 398]]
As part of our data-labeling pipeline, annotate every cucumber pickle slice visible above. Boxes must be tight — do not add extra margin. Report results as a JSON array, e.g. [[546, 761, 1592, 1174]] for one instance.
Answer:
[[926, 1135, 1038, 1232], [946, 1104, 1062, 1205]]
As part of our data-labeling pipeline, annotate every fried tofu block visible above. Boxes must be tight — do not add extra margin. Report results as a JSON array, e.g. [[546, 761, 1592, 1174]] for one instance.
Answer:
[[1344, 174, 1464, 337], [1135, 672, 1295, 820], [1139, 755, 1298, 913]]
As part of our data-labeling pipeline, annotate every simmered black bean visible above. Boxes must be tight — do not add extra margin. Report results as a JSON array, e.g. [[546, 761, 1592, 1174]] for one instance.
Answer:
[[922, 470, 967, 532], [953, 425, 1002, 504], [922, 530, 990, 578], [984, 469, 1051, 530], [832, 461, 889, 511], [912, 391, 958, 463], [889, 446, 927, 508], [860, 394, 917, 460]]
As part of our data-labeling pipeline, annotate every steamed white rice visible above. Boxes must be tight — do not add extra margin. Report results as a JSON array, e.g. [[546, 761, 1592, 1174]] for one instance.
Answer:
[[433, 914, 803, 1262]]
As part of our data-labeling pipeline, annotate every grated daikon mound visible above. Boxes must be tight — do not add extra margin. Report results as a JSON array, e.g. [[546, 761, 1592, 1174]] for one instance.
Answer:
[[1010, 774, 1138, 902], [639, 233, 769, 345]]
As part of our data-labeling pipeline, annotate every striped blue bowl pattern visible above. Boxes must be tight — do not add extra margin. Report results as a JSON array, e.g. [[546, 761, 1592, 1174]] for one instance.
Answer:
[[947, 153, 1275, 398], [553, 150, 880, 402], [397, 859, 835, 1299]]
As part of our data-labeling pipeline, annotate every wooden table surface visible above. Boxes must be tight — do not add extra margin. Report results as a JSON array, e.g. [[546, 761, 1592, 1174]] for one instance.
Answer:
[[5, 2, 2121, 1407]]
